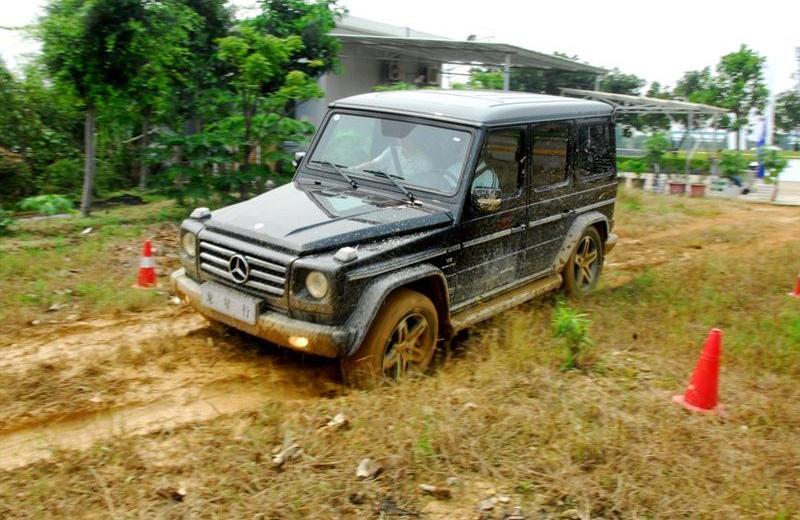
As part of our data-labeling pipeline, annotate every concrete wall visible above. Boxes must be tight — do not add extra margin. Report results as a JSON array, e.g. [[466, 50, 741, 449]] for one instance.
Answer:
[[296, 56, 382, 128], [295, 55, 441, 129]]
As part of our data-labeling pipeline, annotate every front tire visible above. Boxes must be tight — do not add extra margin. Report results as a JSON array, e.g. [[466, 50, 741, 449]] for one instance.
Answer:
[[341, 288, 438, 389], [563, 226, 604, 297]]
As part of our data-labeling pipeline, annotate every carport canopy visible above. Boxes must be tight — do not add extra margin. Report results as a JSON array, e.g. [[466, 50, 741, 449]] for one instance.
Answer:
[[560, 88, 731, 175], [336, 34, 607, 89], [559, 88, 729, 116]]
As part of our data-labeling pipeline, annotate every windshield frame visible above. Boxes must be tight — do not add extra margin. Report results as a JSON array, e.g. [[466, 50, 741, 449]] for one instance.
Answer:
[[300, 109, 478, 200]]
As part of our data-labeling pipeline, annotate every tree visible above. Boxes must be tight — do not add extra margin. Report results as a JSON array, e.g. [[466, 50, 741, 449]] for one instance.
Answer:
[[714, 45, 768, 150], [598, 68, 646, 135], [39, 0, 151, 216], [639, 82, 672, 132], [775, 90, 800, 150], [643, 132, 671, 171], [510, 52, 596, 95], [212, 18, 324, 198]]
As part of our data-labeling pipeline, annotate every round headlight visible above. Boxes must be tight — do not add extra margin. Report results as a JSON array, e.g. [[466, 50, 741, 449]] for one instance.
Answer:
[[305, 271, 329, 299], [182, 232, 197, 257]]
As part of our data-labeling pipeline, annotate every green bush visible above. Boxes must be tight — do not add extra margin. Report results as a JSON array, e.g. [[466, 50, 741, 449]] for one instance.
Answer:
[[0, 205, 14, 235], [644, 132, 670, 167], [18, 194, 74, 215], [719, 151, 748, 179], [551, 299, 594, 371], [42, 158, 83, 196]]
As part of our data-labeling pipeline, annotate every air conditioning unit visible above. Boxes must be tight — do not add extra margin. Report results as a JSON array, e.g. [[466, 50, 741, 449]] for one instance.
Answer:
[[382, 61, 403, 82], [424, 65, 441, 86]]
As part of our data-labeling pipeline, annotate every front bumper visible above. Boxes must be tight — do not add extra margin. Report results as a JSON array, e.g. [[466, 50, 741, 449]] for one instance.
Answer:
[[170, 269, 351, 358]]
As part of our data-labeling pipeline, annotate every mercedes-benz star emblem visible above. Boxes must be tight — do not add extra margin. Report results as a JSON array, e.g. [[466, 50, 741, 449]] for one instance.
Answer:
[[228, 254, 250, 284]]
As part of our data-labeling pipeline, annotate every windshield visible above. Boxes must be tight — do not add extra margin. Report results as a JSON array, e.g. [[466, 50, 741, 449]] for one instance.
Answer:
[[308, 113, 471, 195]]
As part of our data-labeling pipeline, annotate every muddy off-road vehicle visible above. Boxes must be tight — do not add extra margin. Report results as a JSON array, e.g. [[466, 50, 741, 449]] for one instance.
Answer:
[[171, 90, 618, 387]]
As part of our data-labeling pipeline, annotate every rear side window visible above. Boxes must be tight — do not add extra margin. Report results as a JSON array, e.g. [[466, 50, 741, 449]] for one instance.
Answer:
[[576, 123, 615, 177], [531, 123, 570, 188]]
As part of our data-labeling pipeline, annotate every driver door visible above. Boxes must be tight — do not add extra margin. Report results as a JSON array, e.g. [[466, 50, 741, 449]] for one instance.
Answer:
[[449, 126, 528, 305]]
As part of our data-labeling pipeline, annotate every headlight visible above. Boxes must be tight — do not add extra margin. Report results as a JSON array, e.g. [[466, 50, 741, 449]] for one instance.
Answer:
[[182, 232, 197, 257], [305, 271, 329, 299]]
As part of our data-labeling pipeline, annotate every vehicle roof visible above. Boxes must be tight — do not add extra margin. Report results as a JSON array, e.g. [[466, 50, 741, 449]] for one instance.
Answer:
[[330, 89, 613, 126]]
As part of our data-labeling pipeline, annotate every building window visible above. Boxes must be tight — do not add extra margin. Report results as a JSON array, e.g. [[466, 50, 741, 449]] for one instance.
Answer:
[[531, 123, 570, 188], [576, 123, 615, 177]]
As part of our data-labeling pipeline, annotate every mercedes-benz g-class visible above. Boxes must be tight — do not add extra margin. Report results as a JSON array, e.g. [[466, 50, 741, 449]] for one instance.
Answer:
[[171, 90, 618, 387]]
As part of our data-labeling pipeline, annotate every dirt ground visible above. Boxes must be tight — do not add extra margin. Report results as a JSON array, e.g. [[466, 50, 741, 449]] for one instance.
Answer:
[[0, 195, 798, 518]]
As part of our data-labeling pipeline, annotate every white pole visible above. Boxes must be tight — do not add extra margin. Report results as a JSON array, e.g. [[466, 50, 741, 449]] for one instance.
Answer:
[[503, 54, 511, 91]]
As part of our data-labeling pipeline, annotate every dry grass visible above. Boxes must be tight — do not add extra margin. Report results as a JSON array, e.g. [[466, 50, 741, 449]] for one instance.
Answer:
[[0, 201, 186, 334], [0, 193, 798, 518]]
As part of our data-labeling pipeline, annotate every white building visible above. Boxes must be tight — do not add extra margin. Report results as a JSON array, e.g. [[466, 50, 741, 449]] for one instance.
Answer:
[[296, 15, 607, 127]]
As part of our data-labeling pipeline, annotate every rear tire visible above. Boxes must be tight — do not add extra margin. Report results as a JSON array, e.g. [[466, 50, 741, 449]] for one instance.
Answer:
[[563, 226, 604, 297], [341, 288, 438, 389]]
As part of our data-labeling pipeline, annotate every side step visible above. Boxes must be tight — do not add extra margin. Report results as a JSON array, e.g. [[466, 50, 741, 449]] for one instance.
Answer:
[[450, 274, 562, 332]]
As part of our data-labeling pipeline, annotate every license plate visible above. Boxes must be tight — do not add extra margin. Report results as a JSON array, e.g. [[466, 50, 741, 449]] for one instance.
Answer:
[[200, 282, 260, 325]]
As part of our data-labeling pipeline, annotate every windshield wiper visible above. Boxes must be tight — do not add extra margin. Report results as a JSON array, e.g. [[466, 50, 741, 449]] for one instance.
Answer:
[[309, 160, 358, 190], [360, 169, 416, 204]]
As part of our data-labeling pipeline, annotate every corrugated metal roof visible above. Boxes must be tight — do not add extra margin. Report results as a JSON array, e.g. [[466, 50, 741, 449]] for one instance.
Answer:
[[335, 34, 607, 75]]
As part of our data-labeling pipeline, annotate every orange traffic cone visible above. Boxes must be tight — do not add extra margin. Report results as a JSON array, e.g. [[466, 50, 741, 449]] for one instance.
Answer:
[[788, 273, 800, 299], [672, 329, 723, 414], [136, 239, 157, 288]]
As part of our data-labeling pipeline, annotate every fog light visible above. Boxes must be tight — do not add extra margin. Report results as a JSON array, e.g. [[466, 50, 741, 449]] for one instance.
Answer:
[[289, 336, 309, 348]]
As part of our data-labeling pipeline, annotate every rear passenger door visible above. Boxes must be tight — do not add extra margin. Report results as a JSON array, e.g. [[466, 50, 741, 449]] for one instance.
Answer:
[[450, 126, 527, 305], [522, 121, 573, 278]]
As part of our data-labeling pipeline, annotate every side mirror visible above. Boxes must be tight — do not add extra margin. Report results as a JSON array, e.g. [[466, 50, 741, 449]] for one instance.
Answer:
[[293, 151, 306, 168], [472, 187, 502, 213]]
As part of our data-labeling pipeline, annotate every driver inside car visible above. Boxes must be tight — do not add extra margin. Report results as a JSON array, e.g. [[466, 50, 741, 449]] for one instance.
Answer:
[[354, 131, 468, 191]]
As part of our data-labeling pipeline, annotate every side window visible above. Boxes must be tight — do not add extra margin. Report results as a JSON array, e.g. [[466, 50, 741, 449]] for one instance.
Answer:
[[576, 123, 615, 177], [471, 127, 525, 199], [531, 123, 570, 188]]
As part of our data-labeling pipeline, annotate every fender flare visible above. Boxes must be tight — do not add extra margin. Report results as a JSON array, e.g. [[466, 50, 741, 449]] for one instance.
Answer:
[[343, 263, 448, 357], [552, 211, 609, 274]]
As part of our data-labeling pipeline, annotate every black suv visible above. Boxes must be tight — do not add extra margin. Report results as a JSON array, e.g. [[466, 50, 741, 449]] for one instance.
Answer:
[[172, 90, 618, 387]]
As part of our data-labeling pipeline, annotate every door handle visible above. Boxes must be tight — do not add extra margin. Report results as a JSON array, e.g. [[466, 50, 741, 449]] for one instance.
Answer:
[[511, 224, 527, 234]]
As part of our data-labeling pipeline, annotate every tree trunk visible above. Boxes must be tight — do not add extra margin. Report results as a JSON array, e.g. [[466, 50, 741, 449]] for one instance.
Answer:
[[138, 117, 150, 190], [80, 105, 97, 217]]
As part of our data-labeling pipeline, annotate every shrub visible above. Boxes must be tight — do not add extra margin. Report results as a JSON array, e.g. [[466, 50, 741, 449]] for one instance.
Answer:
[[42, 158, 84, 196], [719, 151, 748, 179], [644, 132, 671, 168], [0, 205, 14, 235], [18, 194, 74, 215], [551, 299, 594, 371]]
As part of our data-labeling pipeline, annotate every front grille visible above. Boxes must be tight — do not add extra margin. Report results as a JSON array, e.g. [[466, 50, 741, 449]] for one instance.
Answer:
[[198, 234, 293, 298]]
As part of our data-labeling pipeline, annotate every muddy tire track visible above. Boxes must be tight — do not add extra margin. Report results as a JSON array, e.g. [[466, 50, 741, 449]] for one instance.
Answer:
[[0, 308, 341, 470]]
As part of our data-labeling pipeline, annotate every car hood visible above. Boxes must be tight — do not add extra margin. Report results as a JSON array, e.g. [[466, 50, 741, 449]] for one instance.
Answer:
[[203, 182, 453, 254]]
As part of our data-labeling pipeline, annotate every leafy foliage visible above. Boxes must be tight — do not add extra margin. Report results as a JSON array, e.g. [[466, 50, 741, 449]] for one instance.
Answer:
[[551, 299, 594, 371], [643, 132, 671, 168], [775, 90, 800, 135], [18, 194, 74, 215], [0, 206, 14, 235], [719, 151, 748, 179]]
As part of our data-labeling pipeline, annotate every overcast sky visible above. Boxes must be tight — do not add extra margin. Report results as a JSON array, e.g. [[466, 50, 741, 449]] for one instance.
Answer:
[[2, 0, 798, 94]]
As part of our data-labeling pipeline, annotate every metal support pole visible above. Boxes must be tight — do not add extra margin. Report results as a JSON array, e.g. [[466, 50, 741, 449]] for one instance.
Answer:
[[594, 74, 601, 91], [503, 54, 511, 91], [685, 110, 694, 176]]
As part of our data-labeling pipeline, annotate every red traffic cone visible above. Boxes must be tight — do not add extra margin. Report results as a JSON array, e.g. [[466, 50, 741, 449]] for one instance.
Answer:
[[672, 329, 723, 414], [788, 273, 800, 299], [136, 239, 157, 288]]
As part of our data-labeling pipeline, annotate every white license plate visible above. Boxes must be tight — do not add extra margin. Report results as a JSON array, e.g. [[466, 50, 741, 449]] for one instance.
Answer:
[[200, 282, 260, 325]]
